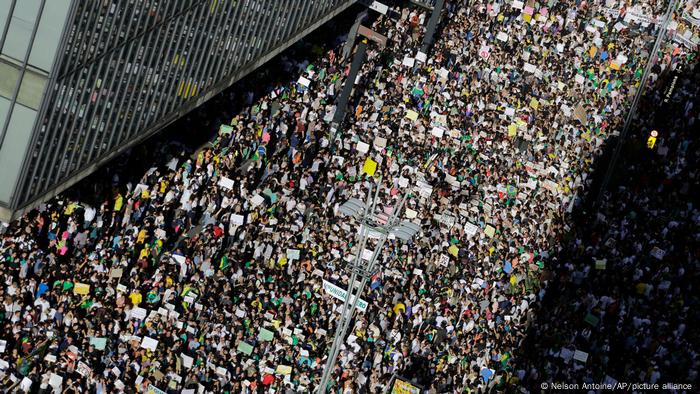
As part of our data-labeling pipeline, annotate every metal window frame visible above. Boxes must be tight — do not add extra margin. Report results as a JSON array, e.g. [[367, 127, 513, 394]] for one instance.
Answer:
[[157, 2, 201, 118], [162, 1, 208, 117], [66, 0, 101, 72], [0, 0, 18, 52], [29, 0, 117, 191], [283, 2, 303, 40], [221, 0, 248, 78], [131, 0, 185, 136], [178, 0, 227, 109], [86, 2, 146, 165], [267, 1, 290, 49], [148, 8, 188, 124], [10, 0, 77, 206], [100, 0, 152, 152], [167, 0, 216, 111], [66, 0, 129, 173], [0, 0, 46, 147], [241, 0, 267, 65], [119, 0, 171, 143], [208, 0, 242, 86], [250, 0, 273, 61], [194, 0, 234, 97]]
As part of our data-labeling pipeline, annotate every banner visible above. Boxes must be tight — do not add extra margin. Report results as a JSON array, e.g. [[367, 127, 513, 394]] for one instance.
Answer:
[[358, 25, 388, 47], [322, 280, 368, 311], [147, 385, 167, 394], [391, 377, 421, 394]]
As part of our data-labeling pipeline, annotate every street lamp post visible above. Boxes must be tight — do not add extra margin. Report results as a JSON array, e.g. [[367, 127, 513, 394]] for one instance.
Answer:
[[316, 179, 421, 393]]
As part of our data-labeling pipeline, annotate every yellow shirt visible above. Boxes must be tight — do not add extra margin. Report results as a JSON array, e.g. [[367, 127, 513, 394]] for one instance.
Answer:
[[129, 292, 142, 306], [137, 229, 147, 244], [114, 195, 123, 212]]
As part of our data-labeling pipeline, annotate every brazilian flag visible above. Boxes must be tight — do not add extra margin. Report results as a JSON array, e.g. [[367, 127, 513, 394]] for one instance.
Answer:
[[18, 340, 50, 376], [219, 256, 229, 270]]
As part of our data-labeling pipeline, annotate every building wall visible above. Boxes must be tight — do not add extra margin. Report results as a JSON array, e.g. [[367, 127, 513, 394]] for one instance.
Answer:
[[0, 0, 72, 208], [0, 0, 356, 221]]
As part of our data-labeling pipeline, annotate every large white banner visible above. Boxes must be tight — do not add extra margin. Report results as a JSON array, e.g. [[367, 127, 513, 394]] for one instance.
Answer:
[[323, 280, 368, 312]]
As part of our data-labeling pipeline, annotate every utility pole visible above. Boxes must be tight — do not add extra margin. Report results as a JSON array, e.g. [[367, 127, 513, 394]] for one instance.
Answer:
[[419, 0, 445, 55], [316, 179, 420, 393], [330, 40, 368, 147]]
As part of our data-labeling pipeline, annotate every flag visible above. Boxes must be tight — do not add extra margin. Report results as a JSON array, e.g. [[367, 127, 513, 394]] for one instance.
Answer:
[[219, 256, 229, 270], [18, 340, 50, 376]]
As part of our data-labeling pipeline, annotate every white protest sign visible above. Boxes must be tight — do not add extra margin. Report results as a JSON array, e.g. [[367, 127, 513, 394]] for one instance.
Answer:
[[231, 214, 244, 226], [250, 194, 265, 207], [140, 336, 159, 351], [357, 141, 370, 154], [131, 307, 147, 320], [573, 350, 589, 363], [297, 76, 311, 87], [217, 176, 234, 190], [76, 361, 92, 377], [369, 1, 388, 14], [431, 127, 445, 138], [181, 353, 194, 368], [464, 222, 478, 237]]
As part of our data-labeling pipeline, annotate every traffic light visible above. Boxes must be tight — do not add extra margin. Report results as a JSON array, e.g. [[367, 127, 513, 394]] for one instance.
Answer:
[[647, 130, 658, 149]]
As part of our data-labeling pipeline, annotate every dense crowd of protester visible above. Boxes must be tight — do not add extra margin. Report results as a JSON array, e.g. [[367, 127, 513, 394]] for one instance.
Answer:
[[514, 57, 699, 391], [1, 0, 697, 392]]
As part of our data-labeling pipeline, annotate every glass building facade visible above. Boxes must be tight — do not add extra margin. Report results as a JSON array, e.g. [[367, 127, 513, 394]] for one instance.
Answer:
[[0, 0, 355, 221]]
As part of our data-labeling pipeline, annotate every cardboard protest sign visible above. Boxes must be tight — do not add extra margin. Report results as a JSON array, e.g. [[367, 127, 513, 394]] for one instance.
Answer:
[[286, 249, 301, 260], [464, 222, 478, 237], [584, 313, 600, 326], [180, 353, 194, 368], [373, 136, 387, 149], [405, 208, 417, 219], [507, 124, 517, 137], [357, 141, 370, 154], [131, 307, 147, 320], [258, 328, 274, 342], [76, 361, 92, 377], [250, 194, 265, 207], [237, 341, 254, 355], [140, 336, 158, 351], [49, 373, 63, 388], [297, 76, 311, 87], [276, 365, 292, 375], [431, 127, 445, 138], [231, 214, 244, 226], [362, 158, 378, 176], [217, 176, 234, 190], [448, 245, 459, 257], [89, 337, 107, 350], [573, 350, 589, 363], [73, 283, 90, 295]]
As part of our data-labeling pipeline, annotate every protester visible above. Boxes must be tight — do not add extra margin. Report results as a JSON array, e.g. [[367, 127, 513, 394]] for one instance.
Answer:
[[0, 0, 696, 392]]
